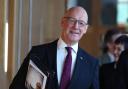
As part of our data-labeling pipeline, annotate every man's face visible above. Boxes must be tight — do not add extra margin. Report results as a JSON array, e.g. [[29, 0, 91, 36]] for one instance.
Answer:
[[114, 44, 125, 61], [61, 8, 88, 45]]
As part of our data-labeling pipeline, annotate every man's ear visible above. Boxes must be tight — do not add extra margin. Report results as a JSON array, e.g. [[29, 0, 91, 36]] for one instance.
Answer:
[[83, 25, 88, 34]]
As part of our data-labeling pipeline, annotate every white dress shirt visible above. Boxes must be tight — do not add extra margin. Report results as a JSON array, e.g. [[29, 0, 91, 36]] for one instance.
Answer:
[[57, 38, 78, 84]]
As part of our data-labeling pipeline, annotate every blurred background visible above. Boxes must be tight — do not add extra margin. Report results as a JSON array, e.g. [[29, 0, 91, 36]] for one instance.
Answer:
[[0, 0, 128, 88]]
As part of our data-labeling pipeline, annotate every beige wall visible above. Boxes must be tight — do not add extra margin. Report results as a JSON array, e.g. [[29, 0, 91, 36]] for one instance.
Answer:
[[0, 0, 5, 69], [80, 0, 102, 57], [8, 0, 65, 81], [8, 0, 15, 83]]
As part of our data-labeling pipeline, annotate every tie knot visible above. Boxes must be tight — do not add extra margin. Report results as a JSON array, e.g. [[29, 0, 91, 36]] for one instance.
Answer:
[[65, 47, 72, 54]]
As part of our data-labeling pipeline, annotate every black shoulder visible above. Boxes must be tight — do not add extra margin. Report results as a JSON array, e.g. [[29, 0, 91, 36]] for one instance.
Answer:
[[30, 39, 58, 52]]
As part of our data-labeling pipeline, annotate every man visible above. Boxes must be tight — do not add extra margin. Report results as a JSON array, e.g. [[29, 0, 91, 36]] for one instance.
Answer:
[[117, 49, 128, 89], [115, 35, 128, 89], [114, 35, 128, 61], [9, 6, 99, 89], [98, 28, 122, 66], [99, 35, 128, 89]]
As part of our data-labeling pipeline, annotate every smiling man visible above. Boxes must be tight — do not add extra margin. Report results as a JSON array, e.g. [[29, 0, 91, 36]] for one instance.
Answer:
[[9, 6, 99, 89], [61, 7, 88, 46]]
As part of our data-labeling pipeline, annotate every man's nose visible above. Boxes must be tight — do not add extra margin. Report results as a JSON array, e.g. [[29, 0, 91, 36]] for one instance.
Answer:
[[73, 21, 79, 29]]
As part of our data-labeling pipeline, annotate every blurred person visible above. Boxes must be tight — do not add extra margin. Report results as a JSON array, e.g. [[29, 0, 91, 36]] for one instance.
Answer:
[[9, 6, 99, 89], [99, 35, 128, 89], [114, 35, 128, 61], [117, 49, 128, 89], [98, 28, 122, 66]]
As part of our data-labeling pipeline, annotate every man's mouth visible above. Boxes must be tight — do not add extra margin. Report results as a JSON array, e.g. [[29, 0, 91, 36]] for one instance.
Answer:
[[70, 31, 80, 35]]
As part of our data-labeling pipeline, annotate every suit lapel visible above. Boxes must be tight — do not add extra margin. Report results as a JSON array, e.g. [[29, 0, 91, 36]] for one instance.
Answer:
[[46, 40, 59, 89]]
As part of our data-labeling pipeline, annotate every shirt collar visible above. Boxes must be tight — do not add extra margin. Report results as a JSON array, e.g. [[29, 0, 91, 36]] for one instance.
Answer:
[[57, 37, 78, 53]]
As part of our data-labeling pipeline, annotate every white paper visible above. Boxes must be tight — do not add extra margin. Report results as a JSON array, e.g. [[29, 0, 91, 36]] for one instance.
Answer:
[[25, 60, 47, 89]]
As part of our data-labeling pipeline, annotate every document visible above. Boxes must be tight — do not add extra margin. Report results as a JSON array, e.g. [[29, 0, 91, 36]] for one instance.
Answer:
[[25, 60, 47, 89]]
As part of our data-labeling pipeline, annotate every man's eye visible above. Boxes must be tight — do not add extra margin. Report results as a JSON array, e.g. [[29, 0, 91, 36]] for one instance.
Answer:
[[79, 21, 85, 26], [69, 19, 75, 22]]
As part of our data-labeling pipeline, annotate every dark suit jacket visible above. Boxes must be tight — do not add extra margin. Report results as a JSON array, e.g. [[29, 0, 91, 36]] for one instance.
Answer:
[[117, 50, 128, 89], [9, 40, 99, 89], [100, 62, 119, 89]]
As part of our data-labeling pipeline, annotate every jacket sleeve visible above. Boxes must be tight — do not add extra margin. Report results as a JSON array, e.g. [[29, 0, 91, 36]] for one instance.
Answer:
[[9, 51, 31, 89]]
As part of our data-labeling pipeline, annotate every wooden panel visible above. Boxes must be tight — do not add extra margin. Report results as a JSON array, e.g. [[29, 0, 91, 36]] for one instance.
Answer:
[[0, 0, 4, 66]]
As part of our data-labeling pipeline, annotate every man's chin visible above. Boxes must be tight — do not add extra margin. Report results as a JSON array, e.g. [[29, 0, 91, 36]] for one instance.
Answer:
[[70, 39, 79, 44]]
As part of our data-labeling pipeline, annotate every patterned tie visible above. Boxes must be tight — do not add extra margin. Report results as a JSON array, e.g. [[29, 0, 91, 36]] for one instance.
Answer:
[[59, 47, 72, 89]]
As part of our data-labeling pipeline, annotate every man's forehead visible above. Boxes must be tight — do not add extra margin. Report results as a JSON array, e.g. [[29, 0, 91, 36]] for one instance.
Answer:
[[65, 8, 88, 22], [66, 7, 87, 16]]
